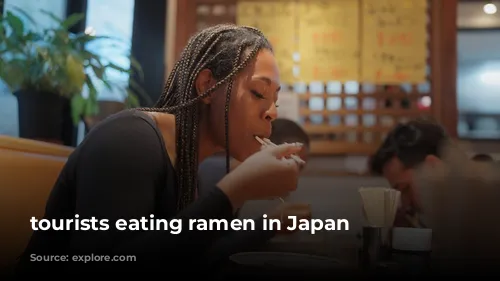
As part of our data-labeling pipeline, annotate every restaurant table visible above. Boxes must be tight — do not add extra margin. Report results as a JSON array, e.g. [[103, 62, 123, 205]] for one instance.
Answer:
[[216, 232, 500, 277]]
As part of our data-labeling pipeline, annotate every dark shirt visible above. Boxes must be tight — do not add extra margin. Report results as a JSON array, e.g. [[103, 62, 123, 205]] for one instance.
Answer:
[[198, 156, 229, 198], [15, 110, 274, 277]]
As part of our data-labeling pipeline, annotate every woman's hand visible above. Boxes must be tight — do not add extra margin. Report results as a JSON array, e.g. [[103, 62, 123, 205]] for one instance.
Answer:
[[217, 143, 303, 210]]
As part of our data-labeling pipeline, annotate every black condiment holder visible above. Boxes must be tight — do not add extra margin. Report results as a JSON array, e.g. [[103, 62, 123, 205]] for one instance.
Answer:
[[357, 226, 433, 274], [358, 226, 393, 271]]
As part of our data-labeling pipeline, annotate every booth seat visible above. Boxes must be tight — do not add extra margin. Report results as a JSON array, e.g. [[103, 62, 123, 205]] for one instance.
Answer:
[[0, 135, 73, 269]]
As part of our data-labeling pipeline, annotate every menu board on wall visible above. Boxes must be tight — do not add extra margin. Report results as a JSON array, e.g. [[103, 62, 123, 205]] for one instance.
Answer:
[[236, 1, 296, 84], [361, 0, 428, 84], [297, 0, 360, 82]]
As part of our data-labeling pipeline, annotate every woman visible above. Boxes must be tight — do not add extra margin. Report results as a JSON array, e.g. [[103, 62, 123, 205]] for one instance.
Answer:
[[17, 24, 303, 275]]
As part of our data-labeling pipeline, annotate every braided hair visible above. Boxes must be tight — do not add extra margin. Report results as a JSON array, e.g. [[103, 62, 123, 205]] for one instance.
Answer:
[[137, 24, 273, 211]]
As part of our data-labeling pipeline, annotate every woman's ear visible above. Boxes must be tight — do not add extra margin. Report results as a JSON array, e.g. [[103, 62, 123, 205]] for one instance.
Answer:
[[195, 69, 215, 104]]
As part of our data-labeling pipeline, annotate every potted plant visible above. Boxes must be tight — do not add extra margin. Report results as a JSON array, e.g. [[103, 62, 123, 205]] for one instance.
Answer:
[[0, 8, 149, 144]]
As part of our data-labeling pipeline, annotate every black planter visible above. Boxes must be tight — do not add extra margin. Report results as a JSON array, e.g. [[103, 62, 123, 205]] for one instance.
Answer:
[[14, 90, 75, 146]]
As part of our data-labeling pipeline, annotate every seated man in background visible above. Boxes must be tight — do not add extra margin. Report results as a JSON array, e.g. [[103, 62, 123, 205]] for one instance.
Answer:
[[266, 118, 311, 163], [369, 118, 448, 227], [370, 119, 500, 271], [415, 141, 500, 270]]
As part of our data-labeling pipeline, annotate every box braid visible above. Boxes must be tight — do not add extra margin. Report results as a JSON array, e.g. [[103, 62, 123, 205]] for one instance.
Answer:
[[137, 24, 273, 210]]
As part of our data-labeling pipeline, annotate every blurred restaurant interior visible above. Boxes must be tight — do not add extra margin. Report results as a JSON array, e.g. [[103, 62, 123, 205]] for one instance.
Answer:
[[1, 0, 500, 274]]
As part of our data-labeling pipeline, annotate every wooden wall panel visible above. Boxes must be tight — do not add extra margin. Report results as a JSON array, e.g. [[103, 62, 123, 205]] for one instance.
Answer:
[[173, 0, 458, 155]]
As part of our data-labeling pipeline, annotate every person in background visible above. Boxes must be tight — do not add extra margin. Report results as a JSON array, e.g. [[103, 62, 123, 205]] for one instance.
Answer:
[[267, 118, 311, 163], [16, 24, 304, 276], [471, 153, 493, 162], [369, 118, 448, 227], [414, 141, 500, 273], [370, 119, 499, 273]]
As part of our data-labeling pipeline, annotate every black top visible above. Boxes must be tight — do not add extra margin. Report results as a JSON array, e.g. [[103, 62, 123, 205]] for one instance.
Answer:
[[16, 110, 275, 276], [198, 155, 230, 197]]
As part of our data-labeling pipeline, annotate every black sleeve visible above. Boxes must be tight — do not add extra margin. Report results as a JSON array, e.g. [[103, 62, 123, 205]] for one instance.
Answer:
[[70, 115, 234, 268]]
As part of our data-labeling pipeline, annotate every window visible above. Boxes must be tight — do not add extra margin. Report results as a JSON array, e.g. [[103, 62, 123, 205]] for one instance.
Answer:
[[3, 0, 67, 30], [457, 31, 500, 139], [84, 0, 135, 102]]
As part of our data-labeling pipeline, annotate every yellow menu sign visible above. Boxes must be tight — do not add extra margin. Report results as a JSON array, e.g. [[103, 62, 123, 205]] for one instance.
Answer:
[[236, 1, 296, 84], [298, 0, 360, 82], [361, 0, 428, 84]]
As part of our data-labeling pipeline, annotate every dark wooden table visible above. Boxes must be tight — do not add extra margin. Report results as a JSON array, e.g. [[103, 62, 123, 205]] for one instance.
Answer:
[[218, 232, 500, 277]]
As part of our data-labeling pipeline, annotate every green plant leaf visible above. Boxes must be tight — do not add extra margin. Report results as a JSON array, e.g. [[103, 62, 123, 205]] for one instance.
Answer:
[[70, 95, 86, 125], [84, 98, 99, 116], [129, 56, 144, 81], [5, 11, 25, 36], [106, 62, 129, 73], [66, 54, 86, 91], [125, 89, 140, 108], [7, 6, 36, 25], [101, 79, 113, 91], [60, 13, 85, 30], [129, 79, 153, 105], [74, 33, 112, 42], [90, 63, 105, 79], [84, 75, 99, 116], [38, 10, 64, 25]]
